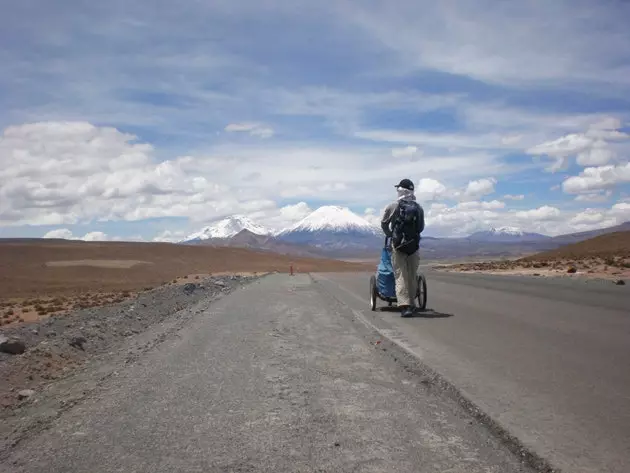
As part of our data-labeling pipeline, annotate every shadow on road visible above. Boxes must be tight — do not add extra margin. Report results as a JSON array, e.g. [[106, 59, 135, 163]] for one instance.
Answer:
[[378, 306, 454, 318], [414, 309, 454, 319], [379, 305, 402, 313]]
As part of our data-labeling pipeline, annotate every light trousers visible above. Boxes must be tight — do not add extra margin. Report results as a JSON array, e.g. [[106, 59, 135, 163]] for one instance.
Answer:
[[391, 249, 420, 307]]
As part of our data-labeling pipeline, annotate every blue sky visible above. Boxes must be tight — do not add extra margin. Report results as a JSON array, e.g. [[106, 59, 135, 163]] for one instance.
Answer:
[[1, 0, 629, 240]]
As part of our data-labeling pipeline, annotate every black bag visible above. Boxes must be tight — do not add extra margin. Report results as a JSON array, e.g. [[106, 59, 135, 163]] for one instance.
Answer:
[[391, 199, 422, 255]]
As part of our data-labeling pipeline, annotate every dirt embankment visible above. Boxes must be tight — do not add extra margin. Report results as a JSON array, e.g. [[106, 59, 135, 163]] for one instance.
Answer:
[[0, 274, 258, 457], [436, 231, 630, 283]]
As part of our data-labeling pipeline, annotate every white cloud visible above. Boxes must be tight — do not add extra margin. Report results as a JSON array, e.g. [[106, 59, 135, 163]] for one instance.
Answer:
[[568, 202, 630, 231], [513, 206, 561, 221], [0, 121, 519, 230], [562, 162, 630, 194], [611, 202, 630, 220], [392, 145, 421, 160], [501, 135, 523, 145], [425, 200, 630, 238], [152, 230, 187, 243], [425, 202, 504, 236], [224, 122, 274, 138], [248, 202, 314, 233], [457, 200, 505, 210], [82, 231, 109, 241], [415, 178, 448, 202], [459, 177, 496, 201], [279, 182, 348, 198], [362, 207, 383, 227], [354, 129, 508, 151], [42, 229, 109, 241], [43, 229, 74, 240], [527, 134, 593, 157], [576, 141, 616, 167], [526, 117, 629, 172], [503, 194, 525, 201], [574, 191, 613, 203], [342, 1, 630, 89], [0, 122, 280, 226]]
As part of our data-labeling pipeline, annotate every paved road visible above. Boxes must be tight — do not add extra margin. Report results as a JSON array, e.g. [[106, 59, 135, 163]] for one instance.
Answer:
[[2, 274, 532, 473], [314, 270, 630, 473]]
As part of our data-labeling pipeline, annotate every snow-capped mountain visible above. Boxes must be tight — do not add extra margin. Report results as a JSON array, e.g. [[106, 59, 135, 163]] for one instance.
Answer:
[[182, 215, 270, 242], [276, 206, 382, 252], [468, 226, 550, 242], [280, 206, 381, 235]]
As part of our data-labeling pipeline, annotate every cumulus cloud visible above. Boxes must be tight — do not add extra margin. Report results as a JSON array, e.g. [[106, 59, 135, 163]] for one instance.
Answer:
[[0, 122, 277, 226], [425, 201, 504, 236], [43, 229, 75, 240], [576, 141, 616, 166], [152, 230, 187, 243], [415, 178, 448, 202], [42, 229, 110, 241], [425, 200, 630, 237], [526, 117, 629, 172], [568, 202, 630, 232], [82, 231, 109, 241], [248, 202, 314, 233], [224, 122, 274, 138], [562, 162, 630, 194], [503, 194, 525, 201], [513, 205, 561, 221], [458, 177, 497, 201]]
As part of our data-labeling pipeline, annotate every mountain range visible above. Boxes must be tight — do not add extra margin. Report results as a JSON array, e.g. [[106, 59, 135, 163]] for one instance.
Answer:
[[468, 227, 549, 243], [180, 206, 630, 261]]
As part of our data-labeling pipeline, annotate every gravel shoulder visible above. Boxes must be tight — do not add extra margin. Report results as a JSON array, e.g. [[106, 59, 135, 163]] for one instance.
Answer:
[[0, 274, 258, 458], [1, 273, 534, 473]]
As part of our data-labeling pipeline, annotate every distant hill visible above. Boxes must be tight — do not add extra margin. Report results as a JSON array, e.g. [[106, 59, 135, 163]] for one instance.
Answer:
[[523, 230, 630, 261], [550, 221, 630, 244]]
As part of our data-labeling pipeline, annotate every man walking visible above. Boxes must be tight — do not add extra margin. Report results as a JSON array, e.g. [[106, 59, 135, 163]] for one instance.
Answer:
[[381, 179, 425, 317]]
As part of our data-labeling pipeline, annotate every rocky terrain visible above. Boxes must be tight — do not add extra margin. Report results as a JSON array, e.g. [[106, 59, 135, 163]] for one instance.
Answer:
[[0, 274, 259, 458], [436, 231, 630, 284]]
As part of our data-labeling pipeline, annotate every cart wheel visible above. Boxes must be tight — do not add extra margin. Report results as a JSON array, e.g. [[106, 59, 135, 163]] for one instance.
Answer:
[[369, 275, 377, 311], [417, 274, 427, 311]]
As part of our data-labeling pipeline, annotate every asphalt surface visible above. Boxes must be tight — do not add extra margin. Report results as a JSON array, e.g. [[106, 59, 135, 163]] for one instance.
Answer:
[[1, 274, 533, 473], [314, 270, 630, 473]]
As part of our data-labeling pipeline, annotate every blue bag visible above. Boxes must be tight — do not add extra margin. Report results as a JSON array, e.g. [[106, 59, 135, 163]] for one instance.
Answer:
[[376, 245, 396, 298]]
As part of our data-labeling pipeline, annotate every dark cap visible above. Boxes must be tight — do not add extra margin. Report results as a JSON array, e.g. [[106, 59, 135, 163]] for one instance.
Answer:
[[395, 178, 414, 191]]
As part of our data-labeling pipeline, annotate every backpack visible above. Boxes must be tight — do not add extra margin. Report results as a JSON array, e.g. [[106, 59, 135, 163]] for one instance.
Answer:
[[391, 199, 422, 255]]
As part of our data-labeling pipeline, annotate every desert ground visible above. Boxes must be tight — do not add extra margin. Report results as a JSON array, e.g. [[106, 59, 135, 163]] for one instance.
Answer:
[[435, 230, 630, 283], [0, 239, 373, 327]]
